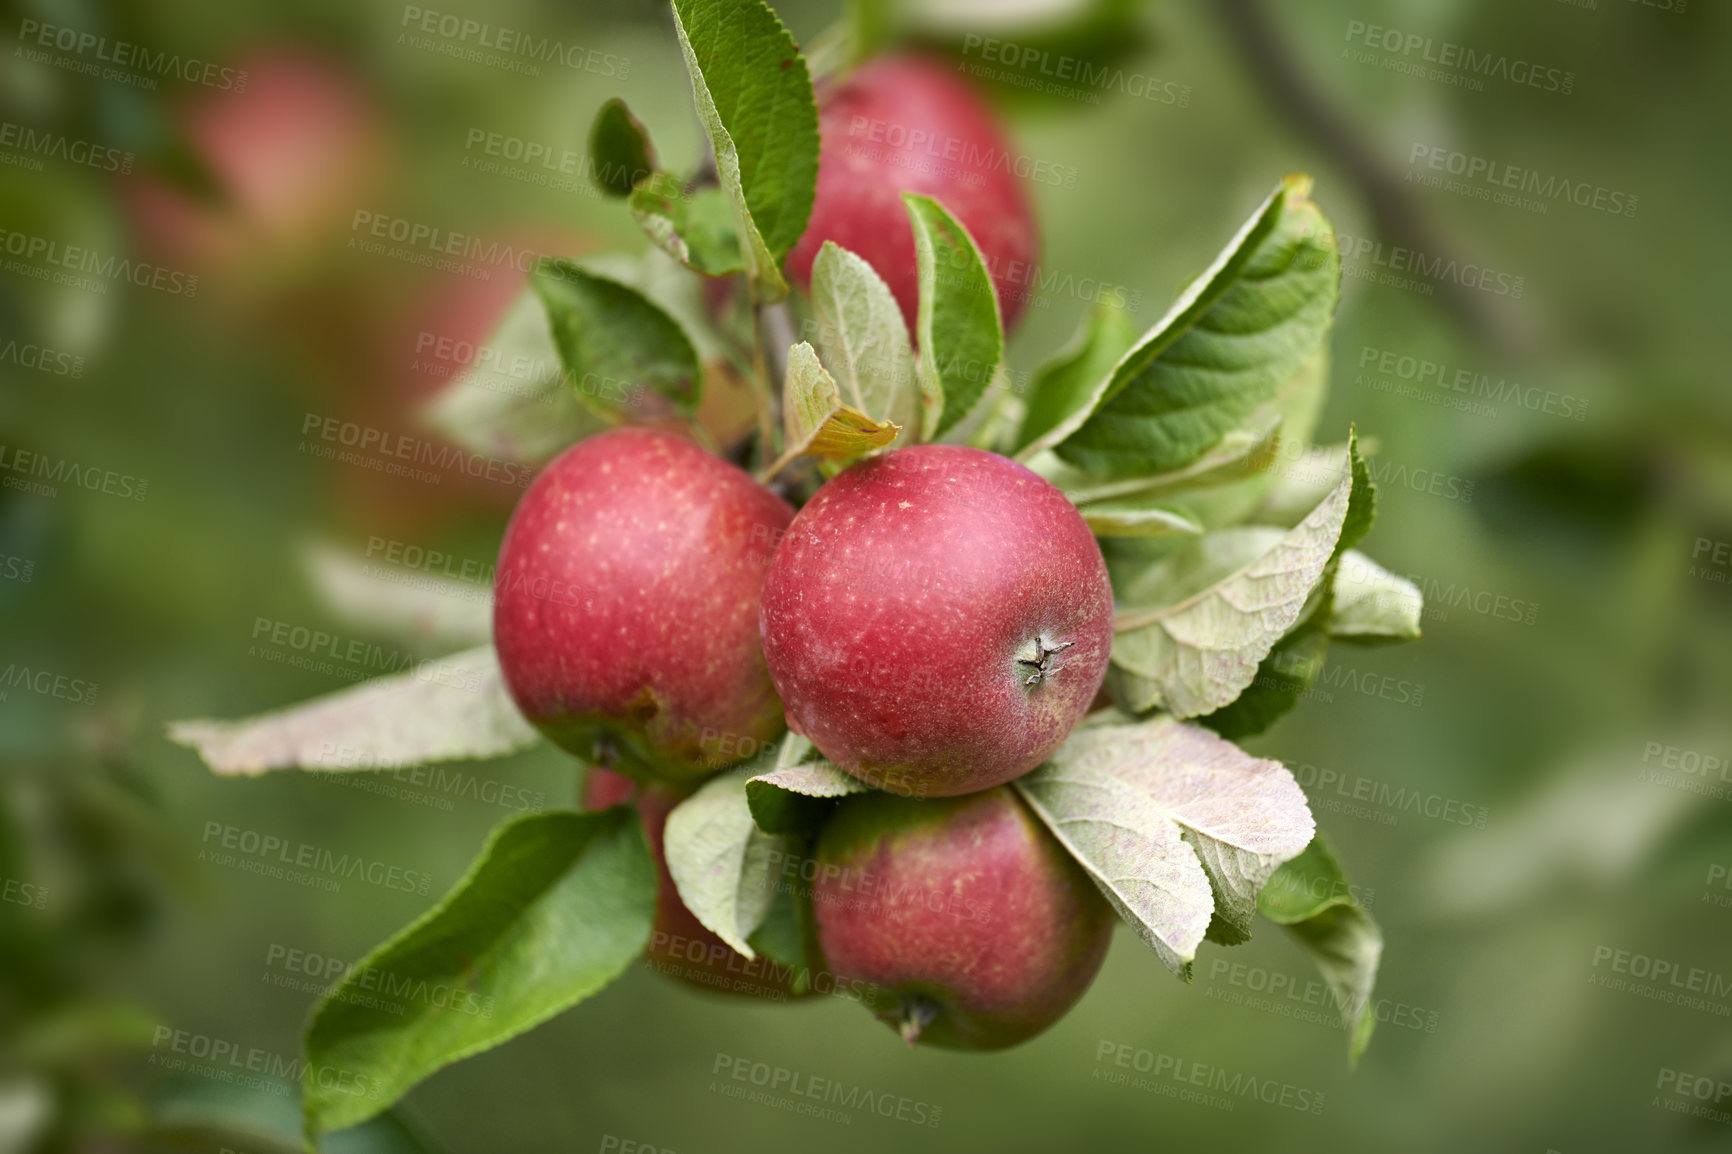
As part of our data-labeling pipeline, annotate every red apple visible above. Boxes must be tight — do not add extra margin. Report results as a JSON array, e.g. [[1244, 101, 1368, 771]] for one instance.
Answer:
[[786, 54, 1039, 332], [494, 428, 794, 780], [812, 786, 1114, 1049], [759, 444, 1112, 797], [583, 769, 807, 1000]]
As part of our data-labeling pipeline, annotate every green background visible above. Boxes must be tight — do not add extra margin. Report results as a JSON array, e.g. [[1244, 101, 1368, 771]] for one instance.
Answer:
[[3, 0, 1729, 1150]]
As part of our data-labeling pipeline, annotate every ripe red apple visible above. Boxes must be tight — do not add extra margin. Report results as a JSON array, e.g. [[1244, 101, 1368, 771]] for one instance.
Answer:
[[759, 444, 1113, 797], [583, 769, 806, 1000], [812, 786, 1113, 1049], [786, 53, 1039, 332], [494, 428, 794, 780]]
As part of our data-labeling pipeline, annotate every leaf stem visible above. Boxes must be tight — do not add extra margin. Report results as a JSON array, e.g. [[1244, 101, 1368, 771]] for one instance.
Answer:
[[751, 299, 793, 472]]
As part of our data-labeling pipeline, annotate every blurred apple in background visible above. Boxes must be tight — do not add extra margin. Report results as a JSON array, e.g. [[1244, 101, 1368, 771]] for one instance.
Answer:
[[124, 48, 384, 278]]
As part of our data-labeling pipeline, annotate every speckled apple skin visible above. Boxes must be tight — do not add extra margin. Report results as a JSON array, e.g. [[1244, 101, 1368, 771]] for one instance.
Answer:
[[813, 787, 1114, 1050], [494, 429, 794, 781], [759, 445, 1113, 798], [583, 769, 807, 1000], [785, 54, 1039, 333]]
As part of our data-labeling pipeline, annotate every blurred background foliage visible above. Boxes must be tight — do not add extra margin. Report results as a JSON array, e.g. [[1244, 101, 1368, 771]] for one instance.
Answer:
[[1, 0, 1729, 1149]]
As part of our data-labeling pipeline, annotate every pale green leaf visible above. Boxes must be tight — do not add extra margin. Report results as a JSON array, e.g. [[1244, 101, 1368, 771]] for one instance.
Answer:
[[422, 286, 609, 464], [1330, 550, 1423, 644], [808, 241, 919, 441], [663, 766, 789, 958], [630, 180, 745, 276], [1110, 445, 1355, 718], [167, 646, 540, 775]]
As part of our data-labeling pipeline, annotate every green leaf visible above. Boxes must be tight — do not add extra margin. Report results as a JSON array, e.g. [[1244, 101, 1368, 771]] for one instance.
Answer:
[[747, 754, 870, 836], [669, 0, 819, 302], [301, 809, 656, 1139], [1032, 410, 1282, 507], [1258, 835, 1382, 1065], [589, 98, 657, 197], [1079, 500, 1204, 538], [763, 343, 900, 479], [167, 646, 540, 775], [531, 259, 702, 416], [1196, 621, 1329, 741], [1331, 550, 1423, 645], [807, 241, 920, 441], [1109, 439, 1358, 717], [301, 542, 492, 653], [422, 286, 611, 465], [663, 766, 790, 958], [904, 192, 1005, 440], [1195, 431, 1380, 736], [1013, 301, 1139, 454], [1036, 175, 1339, 477], [1019, 715, 1313, 967], [629, 181, 745, 276]]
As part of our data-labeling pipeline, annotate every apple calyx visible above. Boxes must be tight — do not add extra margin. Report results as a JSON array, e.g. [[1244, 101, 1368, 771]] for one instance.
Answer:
[[1016, 636, 1076, 687], [894, 994, 941, 1046]]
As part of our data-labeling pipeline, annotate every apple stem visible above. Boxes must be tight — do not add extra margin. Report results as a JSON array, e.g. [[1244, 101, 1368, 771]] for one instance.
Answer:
[[896, 995, 939, 1046], [1017, 636, 1075, 686]]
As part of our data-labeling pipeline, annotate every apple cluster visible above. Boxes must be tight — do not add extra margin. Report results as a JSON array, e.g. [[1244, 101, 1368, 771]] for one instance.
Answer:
[[491, 55, 1119, 1050]]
